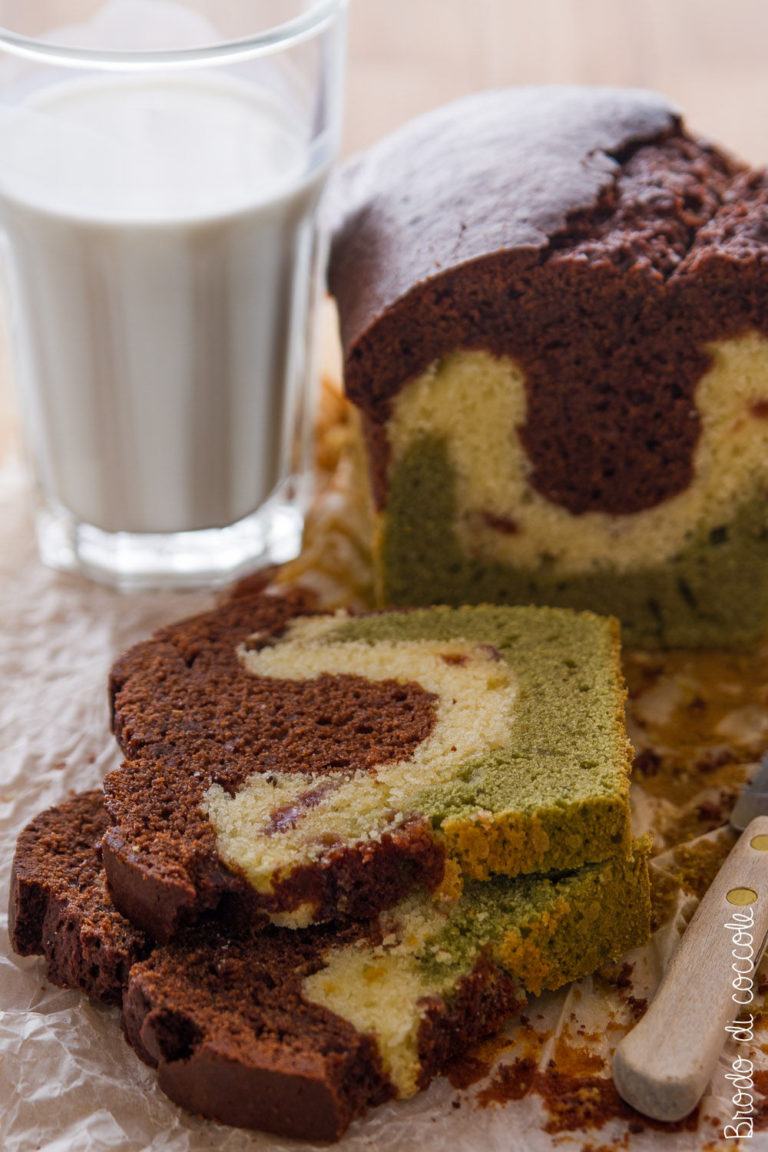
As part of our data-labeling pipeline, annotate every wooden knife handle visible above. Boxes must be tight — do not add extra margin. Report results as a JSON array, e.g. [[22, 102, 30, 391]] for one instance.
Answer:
[[612, 815, 768, 1122]]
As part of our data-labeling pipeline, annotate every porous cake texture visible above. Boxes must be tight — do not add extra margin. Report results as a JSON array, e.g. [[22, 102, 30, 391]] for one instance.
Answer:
[[104, 589, 632, 939], [10, 791, 651, 1141], [9, 789, 151, 1003], [328, 85, 768, 647]]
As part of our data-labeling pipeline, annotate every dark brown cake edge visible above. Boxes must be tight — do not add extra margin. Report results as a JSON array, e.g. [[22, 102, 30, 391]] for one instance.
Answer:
[[100, 828, 204, 944], [122, 975, 394, 1143], [121, 941, 526, 1141], [104, 583, 449, 941], [327, 87, 768, 520], [101, 810, 446, 945], [9, 789, 151, 1005], [416, 953, 525, 1089], [10, 790, 530, 1142]]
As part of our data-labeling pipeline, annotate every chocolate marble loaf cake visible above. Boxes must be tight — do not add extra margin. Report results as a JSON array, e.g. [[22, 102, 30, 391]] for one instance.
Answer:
[[329, 85, 768, 647], [105, 588, 633, 940], [10, 790, 650, 1141]]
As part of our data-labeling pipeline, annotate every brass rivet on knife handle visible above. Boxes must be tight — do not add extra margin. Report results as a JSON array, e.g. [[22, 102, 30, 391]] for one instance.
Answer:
[[726, 887, 758, 905], [612, 814, 768, 1123]]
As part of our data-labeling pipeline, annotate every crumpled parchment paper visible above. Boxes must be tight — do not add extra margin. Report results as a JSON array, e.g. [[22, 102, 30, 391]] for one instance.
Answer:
[[3, 406, 768, 1152]]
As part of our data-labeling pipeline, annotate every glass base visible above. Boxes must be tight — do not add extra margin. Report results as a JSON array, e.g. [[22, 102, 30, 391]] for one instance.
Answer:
[[35, 478, 308, 591]]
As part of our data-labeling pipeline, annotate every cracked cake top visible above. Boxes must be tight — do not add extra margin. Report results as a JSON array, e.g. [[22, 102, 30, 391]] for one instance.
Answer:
[[328, 86, 768, 519]]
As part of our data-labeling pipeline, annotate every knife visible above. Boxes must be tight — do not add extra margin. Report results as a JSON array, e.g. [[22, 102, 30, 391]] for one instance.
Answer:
[[612, 753, 768, 1122]]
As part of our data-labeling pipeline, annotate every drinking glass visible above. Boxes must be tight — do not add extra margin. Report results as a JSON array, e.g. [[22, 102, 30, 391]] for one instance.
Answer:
[[0, 0, 347, 587]]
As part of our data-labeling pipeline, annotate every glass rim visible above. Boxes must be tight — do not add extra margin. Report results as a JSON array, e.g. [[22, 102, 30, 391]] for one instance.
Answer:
[[0, 0, 347, 70]]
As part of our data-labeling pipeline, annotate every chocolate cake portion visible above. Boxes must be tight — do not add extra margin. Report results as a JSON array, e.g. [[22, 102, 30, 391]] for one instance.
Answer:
[[329, 86, 745, 516], [105, 586, 445, 942], [3, 790, 529, 1138], [11, 790, 648, 1141], [677, 167, 768, 317], [122, 918, 520, 1140], [6, 791, 413, 1138], [122, 918, 397, 1142], [122, 844, 649, 1140], [329, 86, 768, 646], [106, 594, 634, 941], [9, 790, 150, 1004], [8, 791, 519, 1139], [330, 85, 682, 405]]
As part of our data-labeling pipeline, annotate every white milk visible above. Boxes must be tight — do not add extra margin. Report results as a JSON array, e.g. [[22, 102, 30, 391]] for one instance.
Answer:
[[0, 74, 325, 533]]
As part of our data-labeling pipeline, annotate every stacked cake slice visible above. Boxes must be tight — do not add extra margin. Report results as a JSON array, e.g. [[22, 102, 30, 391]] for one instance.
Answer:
[[103, 590, 637, 936], [9, 587, 650, 1140]]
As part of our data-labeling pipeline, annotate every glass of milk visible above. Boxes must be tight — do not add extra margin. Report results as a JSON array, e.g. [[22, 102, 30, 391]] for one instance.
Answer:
[[0, 0, 347, 587]]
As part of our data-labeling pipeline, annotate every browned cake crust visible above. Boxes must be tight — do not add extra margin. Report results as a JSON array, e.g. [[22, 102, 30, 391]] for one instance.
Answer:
[[9, 789, 151, 1004], [105, 586, 446, 942], [328, 85, 768, 515], [122, 918, 395, 1141], [124, 919, 519, 1141], [10, 791, 521, 1141]]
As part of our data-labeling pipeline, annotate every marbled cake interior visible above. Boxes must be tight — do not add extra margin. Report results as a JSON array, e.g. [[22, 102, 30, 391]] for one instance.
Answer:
[[378, 336, 768, 646], [201, 605, 632, 915]]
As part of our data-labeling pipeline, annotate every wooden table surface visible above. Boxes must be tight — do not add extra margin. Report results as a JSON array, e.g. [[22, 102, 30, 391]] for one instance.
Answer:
[[344, 0, 768, 162], [3, 0, 768, 472]]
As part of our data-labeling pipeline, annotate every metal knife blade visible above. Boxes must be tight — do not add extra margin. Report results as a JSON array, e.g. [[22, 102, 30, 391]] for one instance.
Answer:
[[731, 753, 768, 831]]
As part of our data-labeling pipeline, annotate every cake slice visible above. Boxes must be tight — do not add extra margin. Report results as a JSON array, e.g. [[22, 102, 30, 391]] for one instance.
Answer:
[[328, 85, 768, 647], [10, 790, 651, 1141], [104, 588, 633, 939], [9, 789, 151, 1004]]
